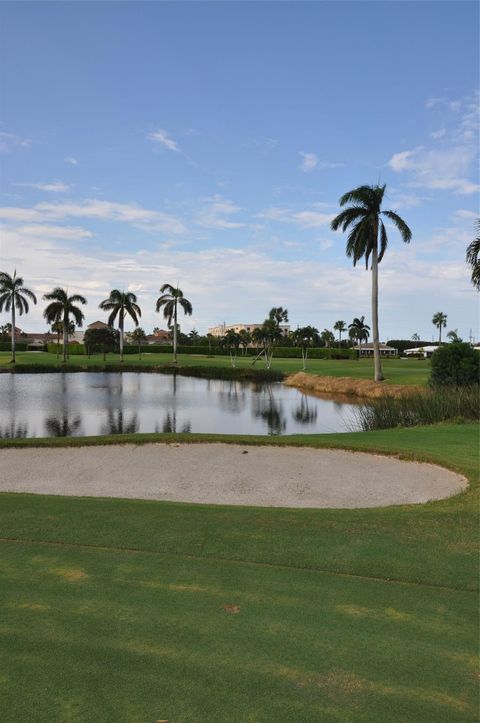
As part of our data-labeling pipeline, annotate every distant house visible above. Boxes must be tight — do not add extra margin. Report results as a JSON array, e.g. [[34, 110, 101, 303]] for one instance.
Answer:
[[87, 320, 109, 330], [355, 342, 398, 357], [145, 329, 170, 345], [404, 345, 439, 358], [208, 322, 290, 338]]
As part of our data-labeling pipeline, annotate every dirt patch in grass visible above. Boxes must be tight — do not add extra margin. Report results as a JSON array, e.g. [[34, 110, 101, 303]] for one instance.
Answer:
[[285, 372, 422, 399], [48, 566, 88, 582]]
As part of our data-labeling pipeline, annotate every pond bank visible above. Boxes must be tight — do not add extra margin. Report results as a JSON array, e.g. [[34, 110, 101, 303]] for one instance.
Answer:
[[285, 372, 422, 399]]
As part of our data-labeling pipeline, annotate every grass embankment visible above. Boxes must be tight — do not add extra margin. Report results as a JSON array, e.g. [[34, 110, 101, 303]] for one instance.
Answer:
[[0, 424, 478, 721], [0, 351, 431, 386]]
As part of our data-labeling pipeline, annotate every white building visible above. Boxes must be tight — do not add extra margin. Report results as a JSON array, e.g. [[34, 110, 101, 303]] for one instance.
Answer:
[[208, 322, 290, 338], [355, 342, 398, 357], [404, 345, 439, 358]]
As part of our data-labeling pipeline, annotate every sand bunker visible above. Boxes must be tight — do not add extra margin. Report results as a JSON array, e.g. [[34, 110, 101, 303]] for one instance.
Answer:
[[0, 444, 467, 508]]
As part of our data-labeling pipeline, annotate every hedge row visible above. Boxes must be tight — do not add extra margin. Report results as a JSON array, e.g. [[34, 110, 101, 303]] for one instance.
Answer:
[[46, 343, 86, 355], [38, 343, 357, 359], [0, 342, 29, 352]]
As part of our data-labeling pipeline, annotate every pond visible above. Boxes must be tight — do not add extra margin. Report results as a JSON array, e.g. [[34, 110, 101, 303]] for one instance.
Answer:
[[0, 372, 363, 438]]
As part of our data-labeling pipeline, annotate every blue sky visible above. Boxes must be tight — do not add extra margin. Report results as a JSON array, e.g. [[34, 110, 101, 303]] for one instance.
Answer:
[[0, 1, 478, 340]]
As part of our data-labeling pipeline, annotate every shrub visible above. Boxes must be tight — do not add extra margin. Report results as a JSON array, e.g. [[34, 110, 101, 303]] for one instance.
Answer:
[[354, 385, 479, 431], [0, 342, 28, 352], [430, 343, 480, 387]]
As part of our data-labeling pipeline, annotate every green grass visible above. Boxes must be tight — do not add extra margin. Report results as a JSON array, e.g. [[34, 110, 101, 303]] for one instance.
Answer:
[[0, 350, 431, 385], [0, 424, 478, 721]]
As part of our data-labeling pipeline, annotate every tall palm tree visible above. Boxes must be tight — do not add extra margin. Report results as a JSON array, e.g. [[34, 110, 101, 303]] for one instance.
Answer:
[[0, 271, 37, 363], [432, 312, 448, 343], [238, 329, 251, 355], [331, 184, 412, 381], [99, 290, 141, 361], [333, 320, 347, 348], [411, 333, 420, 342], [155, 284, 193, 363], [466, 221, 480, 290], [131, 326, 147, 359], [221, 329, 242, 367], [43, 288, 87, 363]]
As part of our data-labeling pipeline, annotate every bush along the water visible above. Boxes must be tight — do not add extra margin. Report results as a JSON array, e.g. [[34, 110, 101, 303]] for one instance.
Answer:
[[354, 385, 479, 431], [430, 342, 480, 386]]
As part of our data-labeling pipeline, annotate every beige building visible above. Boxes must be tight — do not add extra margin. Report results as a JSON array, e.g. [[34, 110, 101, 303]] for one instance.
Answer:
[[208, 322, 290, 338]]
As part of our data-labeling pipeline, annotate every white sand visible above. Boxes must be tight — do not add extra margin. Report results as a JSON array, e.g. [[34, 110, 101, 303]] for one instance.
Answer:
[[0, 444, 468, 508]]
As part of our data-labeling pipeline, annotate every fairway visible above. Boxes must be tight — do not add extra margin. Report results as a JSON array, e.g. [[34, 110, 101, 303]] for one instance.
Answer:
[[0, 424, 478, 721], [0, 351, 432, 386]]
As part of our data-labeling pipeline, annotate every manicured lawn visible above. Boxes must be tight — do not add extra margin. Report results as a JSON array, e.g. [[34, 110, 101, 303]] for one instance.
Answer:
[[0, 351, 431, 385], [0, 424, 478, 721]]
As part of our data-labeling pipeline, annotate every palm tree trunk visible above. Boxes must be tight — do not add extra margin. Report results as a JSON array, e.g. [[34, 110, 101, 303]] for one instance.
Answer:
[[119, 313, 124, 362], [173, 300, 178, 363], [11, 302, 16, 363], [62, 316, 67, 364], [371, 243, 384, 382], [438, 326, 442, 344]]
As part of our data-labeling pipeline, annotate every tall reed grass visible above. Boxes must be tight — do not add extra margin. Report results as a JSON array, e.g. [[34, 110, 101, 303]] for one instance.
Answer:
[[354, 385, 479, 431]]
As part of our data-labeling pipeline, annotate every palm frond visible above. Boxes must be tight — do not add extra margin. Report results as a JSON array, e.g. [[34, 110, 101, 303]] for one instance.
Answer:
[[381, 210, 412, 243], [179, 298, 193, 315], [378, 220, 388, 263], [330, 207, 366, 232], [160, 283, 176, 295]]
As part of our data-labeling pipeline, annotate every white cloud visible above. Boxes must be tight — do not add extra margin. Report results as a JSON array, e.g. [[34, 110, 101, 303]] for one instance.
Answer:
[[0, 131, 31, 152], [299, 152, 318, 172], [429, 128, 446, 140], [0, 198, 186, 235], [147, 128, 180, 152], [425, 97, 446, 109], [317, 238, 334, 250], [15, 224, 93, 240], [388, 145, 478, 195], [64, 156, 78, 165], [196, 195, 245, 230], [14, 181, 70, 193], [452, 209, 478, 221], [259, 206, 334, 229]]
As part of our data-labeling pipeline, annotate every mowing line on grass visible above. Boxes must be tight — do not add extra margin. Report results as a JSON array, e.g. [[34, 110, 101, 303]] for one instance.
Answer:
[[0, 536, 475, 594]]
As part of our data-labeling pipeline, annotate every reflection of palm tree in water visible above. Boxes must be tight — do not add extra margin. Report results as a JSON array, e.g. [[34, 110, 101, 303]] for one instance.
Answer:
[[160, 411, 191, 433], [292, 395, 318, 425], [103, 409, 139, 435], [0, 421, 29, 438], [252, 384, 286, 435], [45, 374, 82, 437], [158, 373, 191, 433], [218, 380, 246, 414], [45, 414, 82, 437]]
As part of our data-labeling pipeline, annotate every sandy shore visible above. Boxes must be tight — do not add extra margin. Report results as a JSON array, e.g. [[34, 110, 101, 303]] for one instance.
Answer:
[[0, 444, 467, 508]]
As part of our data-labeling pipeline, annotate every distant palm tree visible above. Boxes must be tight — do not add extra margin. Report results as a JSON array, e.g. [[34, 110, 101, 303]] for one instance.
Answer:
[[446, 329, 462, 343], [320, 329, 335, 348], [334, 320, 347, 348], [238, 329, 251, 355], [99, 290, 141, 361], [221, 329, 242, 367], [331, 184, 412, 381], [466, 220, 480, 290], [131, 326, 147, 359], [43, 288, 86, 364], [432, 312, 448, 343], [155, 284, 193, 363], [0, 270, 37, 363], [411, 333, 420, 342], [292, 325, 318, 370], [188, 329, 200, 344], [348, 317, 370, 349]]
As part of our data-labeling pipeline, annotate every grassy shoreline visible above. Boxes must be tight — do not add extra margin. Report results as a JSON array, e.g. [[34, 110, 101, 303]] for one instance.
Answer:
[[0, 351, 431, 385]]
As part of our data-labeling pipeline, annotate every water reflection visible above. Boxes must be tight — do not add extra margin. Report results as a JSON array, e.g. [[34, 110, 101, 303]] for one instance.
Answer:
[[159, 412, 192, 434], [0, 372, 362, 438], [45, 414, 82, 438], [102, 410, 139, 435], [292, 396, 318, 425], [251, 385, 287, 435], [218, 381, 247, 414], [0, 421, 29, 439]]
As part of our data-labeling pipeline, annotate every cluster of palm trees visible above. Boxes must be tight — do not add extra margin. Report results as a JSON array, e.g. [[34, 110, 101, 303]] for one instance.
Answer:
[[0, 273, 193, 363], [1, 187, 477, 381]]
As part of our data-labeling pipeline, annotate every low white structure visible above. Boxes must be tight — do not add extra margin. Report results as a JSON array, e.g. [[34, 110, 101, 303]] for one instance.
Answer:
[[355, 343, 398, 357], [404, 345, 439, 358]]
